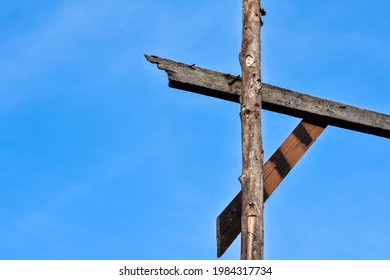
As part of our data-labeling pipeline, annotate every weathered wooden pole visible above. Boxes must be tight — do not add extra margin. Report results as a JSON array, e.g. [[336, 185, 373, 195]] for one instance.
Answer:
[[239, 0, 264, 260]]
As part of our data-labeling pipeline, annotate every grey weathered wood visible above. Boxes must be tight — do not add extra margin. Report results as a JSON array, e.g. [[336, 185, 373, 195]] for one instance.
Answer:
[[238, 0, 264, 260], [145, 55, 390, 139], [217, 191, 242, 258]]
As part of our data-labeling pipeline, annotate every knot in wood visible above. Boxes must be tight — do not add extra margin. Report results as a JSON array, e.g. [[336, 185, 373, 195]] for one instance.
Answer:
[[246, 55, 255, 67], [260, 7, 266, 16], [247, 204, 258, 217]]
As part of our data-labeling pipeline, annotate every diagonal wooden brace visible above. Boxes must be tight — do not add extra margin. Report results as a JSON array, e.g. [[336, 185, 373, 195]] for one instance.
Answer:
[[216, 120, 327, 257]]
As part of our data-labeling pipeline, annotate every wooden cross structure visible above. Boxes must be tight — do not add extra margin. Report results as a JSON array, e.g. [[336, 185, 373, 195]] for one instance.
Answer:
[[145, 1, 390, 260]]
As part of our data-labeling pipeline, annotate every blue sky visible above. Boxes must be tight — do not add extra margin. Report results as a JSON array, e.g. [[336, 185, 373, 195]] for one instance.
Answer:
[[0, 0, 389, 260]]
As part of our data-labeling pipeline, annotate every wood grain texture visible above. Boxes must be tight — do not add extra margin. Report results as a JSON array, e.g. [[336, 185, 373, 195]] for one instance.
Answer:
[[145, 55, 390, 139], [216, 120, 327, 257], [239, 0, 264, 260]]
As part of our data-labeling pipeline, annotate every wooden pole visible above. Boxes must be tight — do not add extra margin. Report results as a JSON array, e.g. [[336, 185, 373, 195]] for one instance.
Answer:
[[239, 0, 264, 260]]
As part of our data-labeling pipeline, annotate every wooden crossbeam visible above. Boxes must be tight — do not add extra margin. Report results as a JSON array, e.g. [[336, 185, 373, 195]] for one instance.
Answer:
[[217, 120, 327, 257], [145, 55, 390, 139]]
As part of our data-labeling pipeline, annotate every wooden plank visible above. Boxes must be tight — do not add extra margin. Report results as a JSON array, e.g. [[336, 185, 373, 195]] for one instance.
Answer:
[[216, 120, 327, 258], [217, 191, 242, 258], [145, 55, 390, 139]]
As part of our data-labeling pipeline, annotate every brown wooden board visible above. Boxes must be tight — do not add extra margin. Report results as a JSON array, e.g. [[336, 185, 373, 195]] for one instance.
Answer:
[[145, 55, 390, 139], [217, 120, 327, 257]]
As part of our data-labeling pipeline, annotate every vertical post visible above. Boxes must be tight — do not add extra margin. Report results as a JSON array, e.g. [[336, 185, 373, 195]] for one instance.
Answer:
[[239, 0, 264, 260]]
